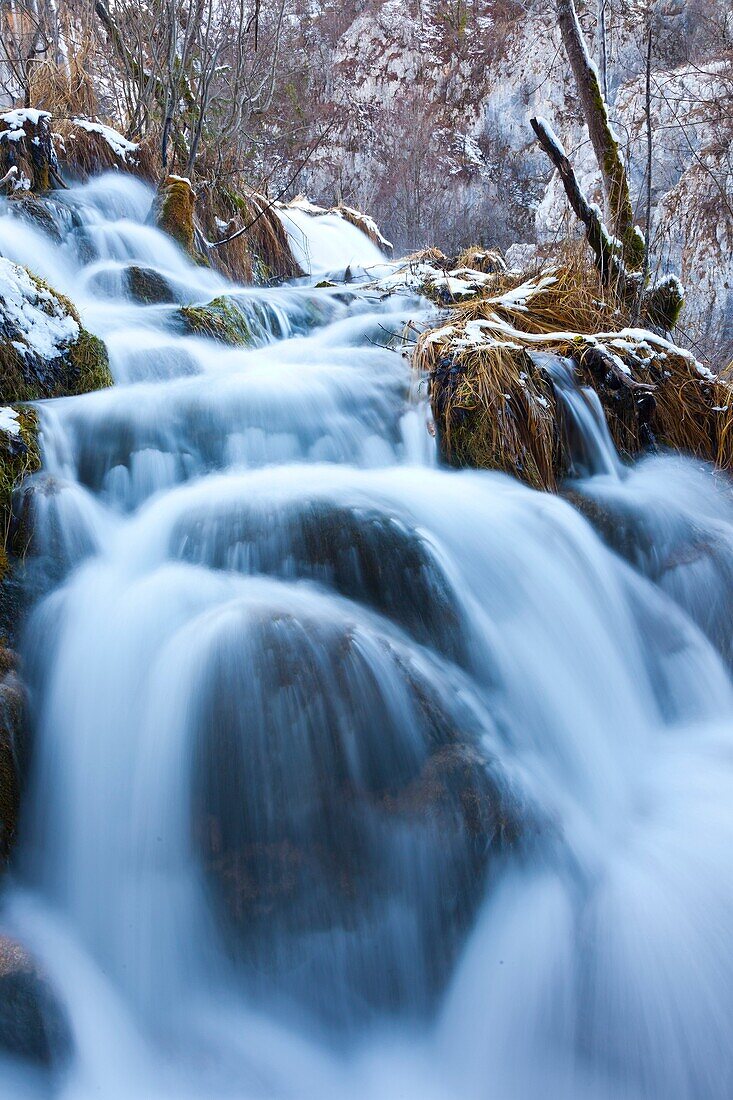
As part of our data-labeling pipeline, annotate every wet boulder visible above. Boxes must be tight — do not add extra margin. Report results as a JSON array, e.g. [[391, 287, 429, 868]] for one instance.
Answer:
[[85, 263, 176, 305], [150, 174, 199, 259], [0, 258, 111, 404], [0, 938, 71, 1068], [191, 604, 522, 1024], [173, 499, 468, 662], [6, 194, 62, 243], [125, 264, 176, 304], [177, 296, 252, 345]]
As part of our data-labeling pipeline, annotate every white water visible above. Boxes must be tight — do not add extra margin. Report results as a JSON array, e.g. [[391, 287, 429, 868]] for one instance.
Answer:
[[276, 206, 386, 278], [2, 176, 733, 1099]]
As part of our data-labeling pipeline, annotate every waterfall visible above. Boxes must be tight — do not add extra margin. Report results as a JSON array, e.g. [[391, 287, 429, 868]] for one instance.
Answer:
[[275, 205, 387, 278], [2, 173, 733, 1099]]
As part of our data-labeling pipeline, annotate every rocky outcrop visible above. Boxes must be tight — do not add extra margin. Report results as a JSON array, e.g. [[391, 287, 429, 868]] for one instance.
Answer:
[[0, 258, 112, 404], [0, 107, 153, 192]]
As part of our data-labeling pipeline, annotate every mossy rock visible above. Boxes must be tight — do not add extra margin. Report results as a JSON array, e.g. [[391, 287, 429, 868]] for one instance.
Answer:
[[125, 264, 176, 304], [0, 408, 41, 525], [0, 259, 112, 403], [177, 296, 252, 346], [150, 175, 200, 259], [67, 330, 113, 393]]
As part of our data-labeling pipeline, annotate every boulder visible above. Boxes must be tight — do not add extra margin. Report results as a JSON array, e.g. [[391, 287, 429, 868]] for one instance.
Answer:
[[177, 296, 252, 345], [191, 606, 523, 1023], [125, 264, 176, 304], [0, 938, 71, 1068], [0, 258, 111, 404], [150, 174, 197, 257]]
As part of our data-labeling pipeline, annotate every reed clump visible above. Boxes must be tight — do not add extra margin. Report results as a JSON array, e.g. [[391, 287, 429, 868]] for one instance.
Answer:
[[456, 246, 506, 275], [27, 49, 99, 119], [414, 260, 733, 489]]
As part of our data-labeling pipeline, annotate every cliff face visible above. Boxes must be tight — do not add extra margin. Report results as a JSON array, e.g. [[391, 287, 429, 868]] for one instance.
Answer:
[[294, 0, 733, 358]]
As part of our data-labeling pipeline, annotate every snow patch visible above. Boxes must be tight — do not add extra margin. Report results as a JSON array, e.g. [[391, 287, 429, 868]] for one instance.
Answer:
[[0, 256, 79, 359], [72, 118, 139, 162], [0, 407, 20, 436]]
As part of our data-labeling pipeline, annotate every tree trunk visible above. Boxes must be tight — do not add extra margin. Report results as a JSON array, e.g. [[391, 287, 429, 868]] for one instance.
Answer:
[[556, 0, 643, 269]]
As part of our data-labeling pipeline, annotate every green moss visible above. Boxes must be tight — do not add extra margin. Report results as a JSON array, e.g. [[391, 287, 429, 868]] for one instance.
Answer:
[[623, 227, 646, 271], [0, 266, 111, 402], [153, 176, 196, 256], [0, 342, 38, 405], [0, 408, 41, 527], [178, 296, 252, 346], [67, 330, 113, 393], [126, 265, 175, 304]]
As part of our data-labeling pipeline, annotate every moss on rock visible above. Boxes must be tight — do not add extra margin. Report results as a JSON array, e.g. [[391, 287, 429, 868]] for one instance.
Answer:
[[178, 296, 252, 346], [643, 275, 684, 332], [151, 174, 199, 258], [126, 264, 176, 304], [0, 408, 41, 525], [67, 330, 113, 393], [0, 260, 112, 403]]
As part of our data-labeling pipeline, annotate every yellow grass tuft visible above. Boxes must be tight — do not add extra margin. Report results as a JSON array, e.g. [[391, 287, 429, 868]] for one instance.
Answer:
[[415, 262, 733, 489]]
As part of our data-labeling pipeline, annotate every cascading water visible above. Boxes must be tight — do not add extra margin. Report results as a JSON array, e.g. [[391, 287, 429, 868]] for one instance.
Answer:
[[2, 174, 733, 1099]]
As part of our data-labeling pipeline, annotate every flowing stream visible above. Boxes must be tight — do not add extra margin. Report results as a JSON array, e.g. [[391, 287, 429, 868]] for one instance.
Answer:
[[2, 175, 733, 1099]]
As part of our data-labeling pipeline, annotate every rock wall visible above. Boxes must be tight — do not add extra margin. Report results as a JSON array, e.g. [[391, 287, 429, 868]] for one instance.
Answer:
[[293, 0, 733, 358]]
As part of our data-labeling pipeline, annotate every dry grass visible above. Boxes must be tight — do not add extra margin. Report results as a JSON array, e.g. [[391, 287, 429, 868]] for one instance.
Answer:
[[28, 47, 99, 118], [425, 339, 561, 489], [415, 260, 733, 489], [404, 247, 450, 267], [455, 259, 621, 333], [53, 119, 157, 182], [200, 183, 302, 283], [456, 246, 506, 275]]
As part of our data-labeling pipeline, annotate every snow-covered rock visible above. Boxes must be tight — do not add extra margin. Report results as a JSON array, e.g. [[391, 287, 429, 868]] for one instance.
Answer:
[[0, 257, 111, 402]]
